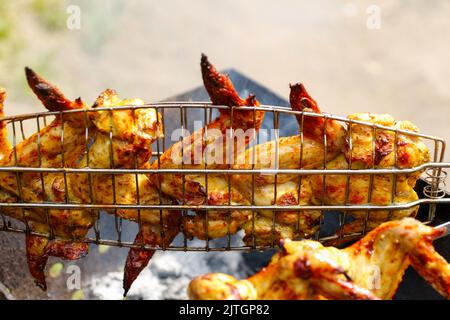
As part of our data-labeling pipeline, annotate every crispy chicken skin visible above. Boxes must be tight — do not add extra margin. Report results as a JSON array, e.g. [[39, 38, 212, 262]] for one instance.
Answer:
[[241, 179, 321, 245], [151, 55, 264, 240], [189, 218, 450, 300], [309, 113, 429, 236], [200, 53, 264, 143], [232, 83, 346, 189], [233, 83, 346, 245], [68, 89, 161, 206], [310, 154, 419, 236], [345, 113, 430, 171]]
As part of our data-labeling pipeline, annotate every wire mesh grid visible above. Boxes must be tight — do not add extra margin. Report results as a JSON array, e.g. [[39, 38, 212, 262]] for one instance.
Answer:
[[0, 102, 449, 251]]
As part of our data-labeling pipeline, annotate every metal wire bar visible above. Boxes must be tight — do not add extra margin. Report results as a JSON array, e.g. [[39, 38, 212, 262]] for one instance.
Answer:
[[341, 118, 353, 240], [203, 104, 210, 250], [227, 106, 234, 249], [11, 120, 28, 231], [251, 107, 257, 248], [271, 110, 279, 247], [296, 113, 305, 239], [1, 163, 449, 175], [180, 104, 188, 250], [1, 198, 449, 211], [35, 115, 54, 239], [108, 109, 122, 244]]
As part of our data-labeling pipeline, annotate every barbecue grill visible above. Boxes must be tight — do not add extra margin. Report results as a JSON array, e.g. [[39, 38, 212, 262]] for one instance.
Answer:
[[0, 105, 448, 246], [0, 70, 449, 299]]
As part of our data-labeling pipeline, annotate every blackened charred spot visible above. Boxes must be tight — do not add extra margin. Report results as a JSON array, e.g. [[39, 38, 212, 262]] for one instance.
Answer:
[[46, 241, 89, 260], [364, 237, 376, 256], [374, 132, 393, 165], [343, 271, 353, 282], [294, 257, 312, 279]]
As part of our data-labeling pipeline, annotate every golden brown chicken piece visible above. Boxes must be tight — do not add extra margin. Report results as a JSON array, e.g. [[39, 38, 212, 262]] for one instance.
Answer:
[[0, 69, 166, 290], [241, 179, 321, 246], [310, 154, 419, 236], [290, 83, 347, 157], [81, 90, 181, 296], [0, 69, 94, 289], [28, 82, 174, 295], [151, 54, 264, 241], [233, 84, 346, 245], [0, 69, 88, 203], [189, 218, 450, 300], [232, 84, 346, 190], [309, 113, 430, 236], [345, 113, 429, 171], [67, 89, 161, 206]]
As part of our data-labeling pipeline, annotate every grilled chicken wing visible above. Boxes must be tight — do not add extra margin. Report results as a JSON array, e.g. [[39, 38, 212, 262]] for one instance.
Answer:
[[0, 69, 93, 289], [189, 218, 450, 300], [345, 113, 429, 171], [232, 84, 346, 189], [77, 89, 179, 296], [27, 80, 173, 295], [232, 84, 346, 245], [0, 69, 166, 290], [241, 179, 321, 246], [309, 113, 429, 237], [151, 55, 264, 241]]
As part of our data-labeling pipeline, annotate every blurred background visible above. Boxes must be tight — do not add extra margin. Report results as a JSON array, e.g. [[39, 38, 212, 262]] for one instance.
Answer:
[[0, 0, 449, 163], [0, 0, 450, 300]]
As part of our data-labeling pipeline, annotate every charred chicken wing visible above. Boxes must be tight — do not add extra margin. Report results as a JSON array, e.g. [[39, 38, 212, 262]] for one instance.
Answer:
[[189, 218, 450, 300]]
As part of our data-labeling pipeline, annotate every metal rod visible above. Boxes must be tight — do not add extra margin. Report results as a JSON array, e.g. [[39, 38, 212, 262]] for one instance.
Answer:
[[0, 163, 447, 175], [0, 197, 448, 210]]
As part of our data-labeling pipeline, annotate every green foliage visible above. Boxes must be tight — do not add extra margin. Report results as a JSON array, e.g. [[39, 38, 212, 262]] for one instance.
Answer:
[[0, 0, 66, 58], [0, 0, 68, 93], [0, 2, 18, 60], [48, 262, 64, 278], [31, 0, 66, 31], [0, 2, 13, 42]]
